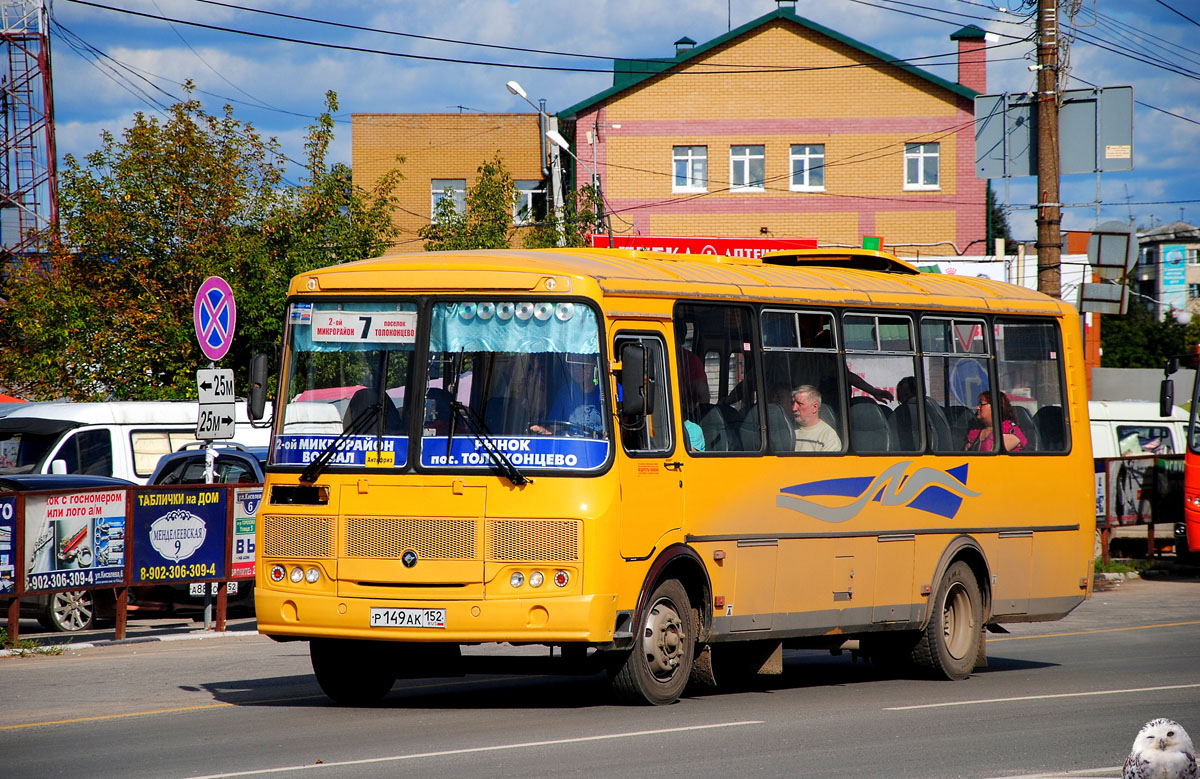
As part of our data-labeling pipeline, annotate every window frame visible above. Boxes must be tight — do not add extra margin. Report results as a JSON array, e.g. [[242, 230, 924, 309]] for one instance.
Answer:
[[513, 179, 545, 226], [729, 144, 766, 192], [430, 178, 467, 221], [904, 142, 940, 191], [789, 144, 826, 192], [672, 146, 708, 193]]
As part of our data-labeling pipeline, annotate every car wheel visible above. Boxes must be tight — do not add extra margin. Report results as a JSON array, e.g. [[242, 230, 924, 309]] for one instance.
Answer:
[[43, 590, 96, 632]]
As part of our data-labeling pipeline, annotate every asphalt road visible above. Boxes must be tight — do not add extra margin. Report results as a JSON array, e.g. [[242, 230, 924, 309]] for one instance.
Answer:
[[3, 575, 1199, 779]]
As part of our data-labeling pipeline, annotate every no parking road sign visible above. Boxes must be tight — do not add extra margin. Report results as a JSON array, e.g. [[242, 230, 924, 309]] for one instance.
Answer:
[[194, 276, 237, 361]]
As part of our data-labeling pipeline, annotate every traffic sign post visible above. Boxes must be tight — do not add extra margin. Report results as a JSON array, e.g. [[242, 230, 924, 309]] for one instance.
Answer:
[[196, 368, 236, 441], [194, 277, 236, 362], [193, 278, 238, 444]]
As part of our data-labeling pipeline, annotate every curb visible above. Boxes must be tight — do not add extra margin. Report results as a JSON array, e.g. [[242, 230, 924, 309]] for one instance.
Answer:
[[1, 626, 262, 657]]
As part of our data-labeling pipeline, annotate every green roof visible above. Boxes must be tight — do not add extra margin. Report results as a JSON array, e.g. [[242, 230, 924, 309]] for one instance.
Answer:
[[559, 6, 977, 119]]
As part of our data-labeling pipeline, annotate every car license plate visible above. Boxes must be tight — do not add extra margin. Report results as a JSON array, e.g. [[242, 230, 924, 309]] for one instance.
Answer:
[[369, 607, 447, 629], [189, 582, 239, 597]]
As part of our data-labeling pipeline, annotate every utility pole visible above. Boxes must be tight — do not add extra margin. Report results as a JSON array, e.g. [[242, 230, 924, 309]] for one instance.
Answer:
[[1035, 0, 1061, 297]]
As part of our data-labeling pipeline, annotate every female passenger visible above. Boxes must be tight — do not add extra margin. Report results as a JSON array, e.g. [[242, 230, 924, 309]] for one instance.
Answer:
[[964, 390, 1027, 452]]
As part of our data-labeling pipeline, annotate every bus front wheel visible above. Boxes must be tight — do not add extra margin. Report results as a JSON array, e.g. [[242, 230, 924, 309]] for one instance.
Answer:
[[610, 579, 695, 705], [310, 639, 396, 706], [913, 561, 982, 680]]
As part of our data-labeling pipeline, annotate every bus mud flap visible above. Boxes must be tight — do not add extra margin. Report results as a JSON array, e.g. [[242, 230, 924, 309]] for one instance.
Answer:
[[689, 644, 717, 688]]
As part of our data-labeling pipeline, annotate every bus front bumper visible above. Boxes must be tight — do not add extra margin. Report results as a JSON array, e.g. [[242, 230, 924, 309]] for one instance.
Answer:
[[255, 588, 621, 644]]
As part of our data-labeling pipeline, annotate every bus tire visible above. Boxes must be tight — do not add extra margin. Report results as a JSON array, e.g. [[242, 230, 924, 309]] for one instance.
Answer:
[[913, 561, 982, 680], [610, 579, 695, 705], [310, 639, 396, 706]]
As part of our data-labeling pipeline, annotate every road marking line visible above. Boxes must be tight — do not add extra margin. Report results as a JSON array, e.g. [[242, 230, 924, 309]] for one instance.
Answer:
[[0, 675, 550, 731], [0, 695, 321, 731], [179, 721, 765, 778], [989, 619, 1200, 642], [885, 682, 1200, 711]]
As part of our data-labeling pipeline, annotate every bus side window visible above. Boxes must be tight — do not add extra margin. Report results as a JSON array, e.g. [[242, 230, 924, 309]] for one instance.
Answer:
[[676, 303, 757, 453], [615, 334, 672, 454], [995, 319, 1068, 454]]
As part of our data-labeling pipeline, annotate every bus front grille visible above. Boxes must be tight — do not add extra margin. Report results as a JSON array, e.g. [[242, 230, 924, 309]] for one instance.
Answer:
[[488, 519, 580, 562], [345, 517, 475, 559], [262, 514, 335, 558]]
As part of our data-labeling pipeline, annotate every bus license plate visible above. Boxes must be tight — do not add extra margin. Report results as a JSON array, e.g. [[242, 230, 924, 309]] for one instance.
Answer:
[[369, 607, 447, 629]]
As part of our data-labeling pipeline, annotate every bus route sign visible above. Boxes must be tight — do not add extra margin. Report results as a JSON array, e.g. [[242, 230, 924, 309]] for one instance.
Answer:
[[194, 276, 236, 361]]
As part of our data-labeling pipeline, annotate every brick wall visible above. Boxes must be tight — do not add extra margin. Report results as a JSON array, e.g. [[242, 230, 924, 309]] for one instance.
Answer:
[[568, 20, 985, 257], [352, 113, 545, 248]]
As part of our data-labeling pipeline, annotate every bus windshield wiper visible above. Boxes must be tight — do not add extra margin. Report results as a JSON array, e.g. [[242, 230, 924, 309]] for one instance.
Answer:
[[450, 400, 529, 486], [299, 402, 380, 483]]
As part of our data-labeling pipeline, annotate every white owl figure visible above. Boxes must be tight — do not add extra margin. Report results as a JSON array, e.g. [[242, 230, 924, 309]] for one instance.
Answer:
[[1123, 718, 1198, 779]]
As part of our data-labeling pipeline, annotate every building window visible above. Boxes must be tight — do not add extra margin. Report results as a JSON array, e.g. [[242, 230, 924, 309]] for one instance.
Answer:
[[513, 180, 546, 225], [790, 144, 825, 191], [730, 145, 765, 191], [431, 179, 466, 221], [904, 143, 940, 190], [1187, 248, 1200, 265], [673, 146, 708, 192]]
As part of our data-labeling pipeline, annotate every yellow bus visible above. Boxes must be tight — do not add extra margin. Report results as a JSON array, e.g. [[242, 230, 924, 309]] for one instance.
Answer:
[[250, 247, 1094, 706]]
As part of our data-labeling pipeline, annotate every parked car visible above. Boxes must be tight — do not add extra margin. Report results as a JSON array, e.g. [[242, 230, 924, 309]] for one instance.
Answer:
[[2, 474, 134, 632], [148, 441, 266, 485], [0, 400, 270, 483], [141, 442, 265, 612]]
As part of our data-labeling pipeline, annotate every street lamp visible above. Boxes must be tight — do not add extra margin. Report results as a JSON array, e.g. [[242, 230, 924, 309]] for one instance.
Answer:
[[545, 129, 612, 248], [506, 80, 548, 178]]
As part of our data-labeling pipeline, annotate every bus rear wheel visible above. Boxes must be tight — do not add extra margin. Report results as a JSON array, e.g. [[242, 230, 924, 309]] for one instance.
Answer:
[[610, 579, 695, 705], [913, 561, 982, 680], [310, 639, 396, 706]]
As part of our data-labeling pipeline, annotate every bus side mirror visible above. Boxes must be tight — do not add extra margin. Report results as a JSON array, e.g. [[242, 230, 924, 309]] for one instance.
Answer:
[[248, 353, 268, 421], [1160, 378, 1175, 418], [619, 343, 652, 417]]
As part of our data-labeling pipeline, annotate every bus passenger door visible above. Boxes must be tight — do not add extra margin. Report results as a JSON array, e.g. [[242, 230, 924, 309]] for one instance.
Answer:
[[614, 330, 682, 559]]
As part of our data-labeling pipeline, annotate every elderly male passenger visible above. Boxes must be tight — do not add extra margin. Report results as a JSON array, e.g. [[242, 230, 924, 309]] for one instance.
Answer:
[[790, 384, 841, 452]]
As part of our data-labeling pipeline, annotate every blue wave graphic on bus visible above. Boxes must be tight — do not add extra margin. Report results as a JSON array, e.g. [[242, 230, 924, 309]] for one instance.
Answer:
[[777, 461, 979, 523]]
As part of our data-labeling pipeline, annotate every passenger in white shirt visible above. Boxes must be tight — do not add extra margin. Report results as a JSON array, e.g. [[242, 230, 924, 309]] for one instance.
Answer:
[[790, 385, 841, 452]]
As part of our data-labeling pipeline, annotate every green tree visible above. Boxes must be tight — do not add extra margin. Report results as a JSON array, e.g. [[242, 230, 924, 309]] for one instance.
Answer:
[[419, 156, 515, 250], [1100, 303, 1200, 368], [0, 86, 402, 400], [522, 183, 604, 249], [247, 91, 403, 367]]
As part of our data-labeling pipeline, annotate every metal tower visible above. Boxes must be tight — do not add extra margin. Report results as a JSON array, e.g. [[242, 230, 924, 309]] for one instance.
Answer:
[[0, 0, 55, 260]]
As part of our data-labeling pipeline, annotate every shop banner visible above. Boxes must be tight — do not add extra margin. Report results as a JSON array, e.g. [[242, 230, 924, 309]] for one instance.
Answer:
[[232, 487, 261, 579], [23, 490, 127, 592], [133, 489, 227, 583]]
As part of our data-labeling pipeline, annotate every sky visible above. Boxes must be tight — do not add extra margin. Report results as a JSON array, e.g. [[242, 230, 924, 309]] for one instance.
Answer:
[[44, 0, 1200, 247]]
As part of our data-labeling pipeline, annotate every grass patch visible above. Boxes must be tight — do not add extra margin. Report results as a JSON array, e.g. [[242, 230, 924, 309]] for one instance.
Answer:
[[1094, 558, 1154, 574], [1, 628, 67, 656]]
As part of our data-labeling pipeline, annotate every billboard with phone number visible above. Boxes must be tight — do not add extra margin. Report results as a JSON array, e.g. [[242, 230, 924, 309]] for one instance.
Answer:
[[133, 488, 227, 583]]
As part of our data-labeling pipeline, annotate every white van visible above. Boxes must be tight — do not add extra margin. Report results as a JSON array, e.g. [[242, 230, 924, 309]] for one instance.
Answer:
[[0, 401, 270, 485], [1088, 400, 1188, 459]]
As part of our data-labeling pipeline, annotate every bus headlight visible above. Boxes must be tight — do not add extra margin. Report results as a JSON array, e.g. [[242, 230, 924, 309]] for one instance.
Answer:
[[305, 567, 321, 584], [510, 571, 525, 588], [289, 567, 304, 583], [528, 571, 544, 588]]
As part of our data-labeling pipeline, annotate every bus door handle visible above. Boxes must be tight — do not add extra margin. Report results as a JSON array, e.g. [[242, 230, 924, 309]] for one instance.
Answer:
[[664, 461, 684, 471]]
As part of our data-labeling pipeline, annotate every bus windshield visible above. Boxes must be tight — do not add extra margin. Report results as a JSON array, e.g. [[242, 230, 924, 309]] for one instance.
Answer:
[[273, 299, 610, 474]]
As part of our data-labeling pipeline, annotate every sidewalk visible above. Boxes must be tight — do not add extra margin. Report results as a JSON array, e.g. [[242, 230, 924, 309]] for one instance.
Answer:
[[1, 614, 262, 656]]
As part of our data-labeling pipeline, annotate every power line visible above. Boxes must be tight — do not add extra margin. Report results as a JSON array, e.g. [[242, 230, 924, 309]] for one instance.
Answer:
[[1154, 0, 1200, 28], [62, 0, 1027, 78]]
